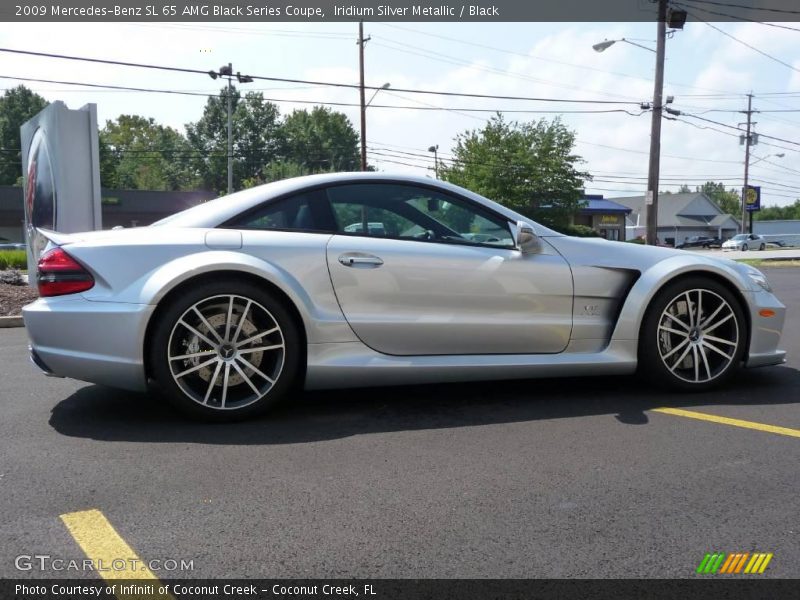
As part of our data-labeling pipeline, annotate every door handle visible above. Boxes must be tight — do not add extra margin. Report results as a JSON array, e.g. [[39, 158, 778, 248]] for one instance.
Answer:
[[338, 254, 384, 267]]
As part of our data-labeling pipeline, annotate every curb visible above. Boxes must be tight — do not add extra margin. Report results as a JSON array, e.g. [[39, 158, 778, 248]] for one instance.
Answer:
[[0, 316, 24, 328]]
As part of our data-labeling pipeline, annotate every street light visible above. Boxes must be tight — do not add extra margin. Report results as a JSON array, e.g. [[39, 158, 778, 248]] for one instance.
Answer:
[[209, 63, 253, 194], [750, 152, 785, 166], [367, 82, 391, 107], [428, 145, 439, 179], [592, 38, 656, 53]]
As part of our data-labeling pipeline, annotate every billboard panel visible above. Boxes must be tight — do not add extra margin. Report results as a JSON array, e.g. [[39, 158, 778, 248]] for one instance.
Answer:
[[20, 101, 102, 281]]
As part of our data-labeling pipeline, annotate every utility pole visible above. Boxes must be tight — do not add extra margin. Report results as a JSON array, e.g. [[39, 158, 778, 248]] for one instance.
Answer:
[[226, 62, 233, 195], [740, 93, 755, 234], [208, 63, 252, 194], [358, 21, 369, 171], [645, 0, 667, 246], [428, 145, 439, 178]]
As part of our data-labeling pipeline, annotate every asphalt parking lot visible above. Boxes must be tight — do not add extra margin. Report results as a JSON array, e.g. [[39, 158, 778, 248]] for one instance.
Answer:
[[0, 268, 798, 580]]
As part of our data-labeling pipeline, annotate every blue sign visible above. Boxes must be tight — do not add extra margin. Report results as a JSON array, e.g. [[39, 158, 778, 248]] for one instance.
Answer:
[[745, 185, 761, 212]]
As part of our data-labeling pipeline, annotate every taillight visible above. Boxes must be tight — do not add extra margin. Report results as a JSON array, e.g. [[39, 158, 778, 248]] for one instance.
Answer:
[[37, 247, 95, 297]]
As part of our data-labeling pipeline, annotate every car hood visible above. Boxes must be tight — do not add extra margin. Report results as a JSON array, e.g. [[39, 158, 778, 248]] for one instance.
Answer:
[[547, 236, 684, 267], [547, 236, 752, 280]]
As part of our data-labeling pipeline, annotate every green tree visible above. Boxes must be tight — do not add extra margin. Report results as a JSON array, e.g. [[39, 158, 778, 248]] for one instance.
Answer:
[[186, 86, 283, 193], [100, 115, 198, 190], [281, 106, 360, 173], [754, 199, 800, 220], [695, 181, 741, 216], [439, 114, 589, 228], [0, 85, 48, 185]]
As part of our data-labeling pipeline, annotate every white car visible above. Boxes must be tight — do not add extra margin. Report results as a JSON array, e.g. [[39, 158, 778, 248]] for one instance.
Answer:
[[722, 234, 766, 252]]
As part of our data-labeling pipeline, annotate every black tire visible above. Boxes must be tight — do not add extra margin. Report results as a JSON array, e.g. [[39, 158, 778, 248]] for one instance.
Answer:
[[150, 278, 301, 421], [639, 277, 746, 392], [742, 243, 748, 251], [759, 243, 766, 251]]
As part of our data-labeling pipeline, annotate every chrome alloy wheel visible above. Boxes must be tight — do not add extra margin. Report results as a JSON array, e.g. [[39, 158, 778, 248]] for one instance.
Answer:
[[166, 294, 285, 410], [656, 289, 740, 384]]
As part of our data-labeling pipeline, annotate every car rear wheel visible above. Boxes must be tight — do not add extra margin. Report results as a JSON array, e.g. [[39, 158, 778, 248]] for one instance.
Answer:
[[150, 279, 300, 421], [639, 277, 746, 391]]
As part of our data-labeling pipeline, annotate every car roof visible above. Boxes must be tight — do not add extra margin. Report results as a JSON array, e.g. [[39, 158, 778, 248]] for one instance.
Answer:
[[151, 172, 562, 237]]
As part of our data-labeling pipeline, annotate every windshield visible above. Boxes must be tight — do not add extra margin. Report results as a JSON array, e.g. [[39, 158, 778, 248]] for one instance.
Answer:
[[732, 234, 748, 240]]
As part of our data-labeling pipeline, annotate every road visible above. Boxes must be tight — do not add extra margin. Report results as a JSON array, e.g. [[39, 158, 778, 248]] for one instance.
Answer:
[[0, 268, 798, 580]]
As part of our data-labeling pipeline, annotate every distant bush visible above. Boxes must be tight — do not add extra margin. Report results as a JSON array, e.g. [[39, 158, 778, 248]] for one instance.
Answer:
[[0, 250, 27, 270], [557, 224, 600, 238], [626, 237, 646, 244]]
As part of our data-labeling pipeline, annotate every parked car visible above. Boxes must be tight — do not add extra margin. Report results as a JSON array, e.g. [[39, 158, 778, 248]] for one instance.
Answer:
[[677, 236, 721, 249], [722, 233, 766, 251], [23, 173, 786, 420], [0, 238, 25, 251]]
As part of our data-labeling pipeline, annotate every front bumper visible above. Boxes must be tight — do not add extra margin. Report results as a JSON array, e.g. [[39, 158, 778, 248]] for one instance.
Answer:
[[23, 295, 154, 392], [742, 288, 786, 368]]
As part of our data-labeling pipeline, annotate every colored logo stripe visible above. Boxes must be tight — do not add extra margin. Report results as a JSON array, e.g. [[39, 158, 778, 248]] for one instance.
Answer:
[[697, 552, 773, 574], [697, 553, 726, 574]]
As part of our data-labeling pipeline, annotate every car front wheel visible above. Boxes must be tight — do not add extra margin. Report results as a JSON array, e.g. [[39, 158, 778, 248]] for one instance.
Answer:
[[150, 279, 300, 421], [640, 277, 746, 391], [741, 243, 748, 251], [759, 243, 766, 251]]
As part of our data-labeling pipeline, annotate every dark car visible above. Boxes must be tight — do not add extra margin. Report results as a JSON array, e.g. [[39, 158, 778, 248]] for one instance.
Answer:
[[677, 236, 720, 249]]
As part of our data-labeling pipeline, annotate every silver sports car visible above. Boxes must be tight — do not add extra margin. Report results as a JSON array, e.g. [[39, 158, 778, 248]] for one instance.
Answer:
[[23, 173, 786, 420]]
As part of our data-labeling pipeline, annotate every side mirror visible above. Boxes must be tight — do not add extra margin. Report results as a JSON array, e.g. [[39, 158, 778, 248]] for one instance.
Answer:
[[513, 221, 541, 254]]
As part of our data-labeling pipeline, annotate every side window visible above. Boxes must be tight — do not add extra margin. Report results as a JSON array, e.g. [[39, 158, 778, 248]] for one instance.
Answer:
[[227, 192, 326, 232], [326, 184, 514, 248]]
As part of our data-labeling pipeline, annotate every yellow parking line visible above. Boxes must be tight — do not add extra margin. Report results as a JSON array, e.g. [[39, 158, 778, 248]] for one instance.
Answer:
[[652, 407, 800, 439], [60, 509, 172, 600]]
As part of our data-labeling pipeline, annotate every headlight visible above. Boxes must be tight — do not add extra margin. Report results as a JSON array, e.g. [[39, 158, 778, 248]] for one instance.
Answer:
[[746, 267, 772, 292]]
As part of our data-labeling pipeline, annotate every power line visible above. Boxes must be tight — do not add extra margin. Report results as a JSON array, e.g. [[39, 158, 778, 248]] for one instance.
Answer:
[[375, 22, 737, 97], [678, 0, 800, 16], [372, 38, 638, 102], [673, 1, 800, 32], [678, 112, 800, 147], [685, 15, 800, 74], [0, 75, 650, 115], [0, 46, 642, 105]]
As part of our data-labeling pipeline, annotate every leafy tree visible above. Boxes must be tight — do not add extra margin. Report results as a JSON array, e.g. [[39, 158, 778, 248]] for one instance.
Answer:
[[439, 114, 589, 228], [281, 106, 359, 173], [100, 115, 198, 190], [0, 85, 48, 185], [695, 181, 741, 216], [186, 86, 283, 193], [242, 160, 310, 189], [754, 199, 800, 220]]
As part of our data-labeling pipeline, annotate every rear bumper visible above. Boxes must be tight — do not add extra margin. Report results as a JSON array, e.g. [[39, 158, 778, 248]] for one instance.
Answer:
[[22, 295, 153, 392]]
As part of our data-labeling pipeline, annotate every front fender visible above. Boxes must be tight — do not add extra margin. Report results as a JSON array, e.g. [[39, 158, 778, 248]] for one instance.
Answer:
[[611, 255, 749, 342]]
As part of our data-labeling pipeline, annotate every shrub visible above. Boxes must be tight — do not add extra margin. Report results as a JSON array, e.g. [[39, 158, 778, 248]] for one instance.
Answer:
[[626, 237, 646, 244], [0, 250, 27, 270], [556, 224, 600, 238]]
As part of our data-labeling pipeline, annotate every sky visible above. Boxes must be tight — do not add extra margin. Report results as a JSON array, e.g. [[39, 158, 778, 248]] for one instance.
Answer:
[[1, 19, 800, 207]]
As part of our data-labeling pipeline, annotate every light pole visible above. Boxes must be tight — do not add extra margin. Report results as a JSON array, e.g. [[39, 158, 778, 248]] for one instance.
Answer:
[[593, 34, 662, 245], [428, 145, 439, 179], [209, 63, 253, 194], [593, 1, 684, 245]]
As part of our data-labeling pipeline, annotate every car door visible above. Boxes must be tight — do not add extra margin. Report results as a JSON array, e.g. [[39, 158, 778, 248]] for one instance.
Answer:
[[323, 182, 574, 356]]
